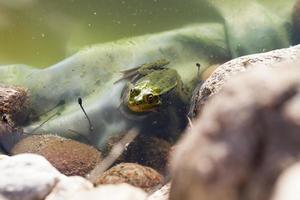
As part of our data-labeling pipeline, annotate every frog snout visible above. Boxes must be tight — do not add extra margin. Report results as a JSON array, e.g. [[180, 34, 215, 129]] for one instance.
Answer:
[[129, 100, 143, 106]]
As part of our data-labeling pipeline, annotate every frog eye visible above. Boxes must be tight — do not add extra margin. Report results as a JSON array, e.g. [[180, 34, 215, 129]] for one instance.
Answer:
[[145, 94, 158, 104], [130, 88, 140, 96]]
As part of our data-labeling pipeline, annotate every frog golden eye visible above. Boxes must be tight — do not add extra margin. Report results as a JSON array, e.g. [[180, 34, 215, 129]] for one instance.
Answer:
[[146, 94, 158, 104]]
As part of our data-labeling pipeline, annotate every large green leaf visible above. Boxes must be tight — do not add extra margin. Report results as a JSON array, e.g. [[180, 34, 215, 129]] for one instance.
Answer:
[[0, 0, 296, 148]]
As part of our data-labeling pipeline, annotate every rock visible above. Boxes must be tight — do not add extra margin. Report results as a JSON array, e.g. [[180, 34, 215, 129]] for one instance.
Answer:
[[0, 85, 29, 126], [147, 182, 171, 200], [0, 120, 25, 154], [190, 45, 300, 117], [170, 65, 300, 200], [104, 134, 171, 174], [0, 195, 8, 200], [0, 155, 9, 160], [94, 163, 163, 192], [11, 134, 102, 176], [65, 183, 147, 200], [45, 176, 93, 200], [271, 162, 300, 200], [0, 153, 63, 200]]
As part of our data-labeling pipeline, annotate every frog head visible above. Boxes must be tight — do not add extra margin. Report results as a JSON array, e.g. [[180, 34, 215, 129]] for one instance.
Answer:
[[126, 81, 162, 113]]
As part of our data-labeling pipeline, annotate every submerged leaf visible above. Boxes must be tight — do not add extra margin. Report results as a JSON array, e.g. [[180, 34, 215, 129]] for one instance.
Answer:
[[0, 0, 295, 148]]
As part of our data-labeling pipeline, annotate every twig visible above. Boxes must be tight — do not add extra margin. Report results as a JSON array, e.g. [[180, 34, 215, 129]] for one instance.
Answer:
[[87, 129, 138, 183]]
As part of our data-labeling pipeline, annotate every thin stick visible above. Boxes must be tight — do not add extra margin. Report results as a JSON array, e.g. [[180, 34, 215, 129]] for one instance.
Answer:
[[29, 112, 58, 134], [78, 97, 94, 132], [87, 129, 138, 183]]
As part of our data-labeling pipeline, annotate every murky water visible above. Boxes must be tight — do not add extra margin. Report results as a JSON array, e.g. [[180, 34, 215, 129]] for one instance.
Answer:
[[0, 0, 219, 68]]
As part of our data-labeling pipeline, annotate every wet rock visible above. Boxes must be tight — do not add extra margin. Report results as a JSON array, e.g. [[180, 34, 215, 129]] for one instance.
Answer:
[[66, 183, 147, 200], [0, 155, 9, 160], [11, 135, 102, 176], [271, 162, 300, 200], [0, 118, 25, 154], [147, 182, 171, 200], [45, 176, 93, 200], [0, 195, 8, 200], [0, 85, 29, 125], [0, 153, 63, 200], [94, 163, 163, 192], [170, 65, 300, 200], [190, 45, 300, 117]]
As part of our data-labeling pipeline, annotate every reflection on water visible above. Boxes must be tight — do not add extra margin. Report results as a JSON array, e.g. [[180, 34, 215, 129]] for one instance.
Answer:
[[0, 0, 219, 68]]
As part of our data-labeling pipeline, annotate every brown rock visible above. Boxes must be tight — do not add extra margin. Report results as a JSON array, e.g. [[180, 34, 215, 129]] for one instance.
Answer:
[[0, 85, 29, 125], [170, 65, 300, 200], [11, 134, 102, 176], [190, 45, 300, 117], [94, 163, 163, 192]]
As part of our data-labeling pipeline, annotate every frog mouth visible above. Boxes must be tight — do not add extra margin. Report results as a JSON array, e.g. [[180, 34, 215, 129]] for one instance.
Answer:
[[117, 103, 158, 121], [127, 103, 159, 113], [117, 103, 148, 121]]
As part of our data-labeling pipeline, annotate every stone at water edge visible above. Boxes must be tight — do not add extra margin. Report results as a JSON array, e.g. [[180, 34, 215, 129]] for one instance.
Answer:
[[190, 45, 300, 117], [0, 153, 63, 200], [170, 65, 300, 200], [45, 176, 93, 200], [271, 162, 300, 200], [65, 184, 147, 200]]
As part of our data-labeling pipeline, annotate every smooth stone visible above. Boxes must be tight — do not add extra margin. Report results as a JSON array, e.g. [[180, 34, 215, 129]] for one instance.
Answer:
[[0, 153, 63, 200], [45, 176, 93, 200], [66, 183, 147, 200], [271, 162, 300, 200]]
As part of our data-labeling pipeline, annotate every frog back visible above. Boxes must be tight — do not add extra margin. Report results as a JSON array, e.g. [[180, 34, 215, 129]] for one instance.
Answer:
[[135, 68, 179, 95]]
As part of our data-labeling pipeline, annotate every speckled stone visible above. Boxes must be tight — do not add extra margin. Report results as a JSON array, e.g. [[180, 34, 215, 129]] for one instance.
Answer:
[[94, 163, 163, 192]]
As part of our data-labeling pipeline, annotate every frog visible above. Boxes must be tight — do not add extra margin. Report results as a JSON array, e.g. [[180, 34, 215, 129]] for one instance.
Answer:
[[115, 59, 198, 139], [116, 59, 191, 112]]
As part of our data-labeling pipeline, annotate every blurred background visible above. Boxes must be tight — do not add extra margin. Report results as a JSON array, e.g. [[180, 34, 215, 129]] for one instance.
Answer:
[[0, 0, 220, 68]]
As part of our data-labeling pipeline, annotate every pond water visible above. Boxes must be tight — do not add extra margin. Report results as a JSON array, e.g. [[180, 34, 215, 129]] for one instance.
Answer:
[[0, 0, 219, 68]]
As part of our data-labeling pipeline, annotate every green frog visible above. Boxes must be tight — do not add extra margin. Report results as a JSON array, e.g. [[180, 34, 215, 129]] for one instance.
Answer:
[[116, 59, 198, 139]]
